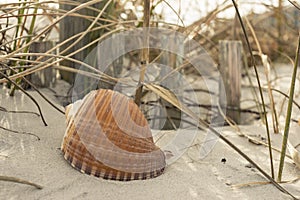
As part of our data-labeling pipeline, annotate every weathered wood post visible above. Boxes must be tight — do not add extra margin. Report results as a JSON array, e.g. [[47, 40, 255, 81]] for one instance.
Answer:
[[219, 40, 242, 124], [59, 0, 114, 98], [30, 41, 56, 87], [60, 0, 97, 83], [97, 33, 124, 90], [158, 34, 184, 130]]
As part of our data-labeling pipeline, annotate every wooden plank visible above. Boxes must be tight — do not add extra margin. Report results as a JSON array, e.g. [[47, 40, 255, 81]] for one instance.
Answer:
[[59, 0, 119, 101], [219, 40, 242, 124], [59, 1, 111, 86], [158, 34, 184, 130], [30, 41, 56, 87]]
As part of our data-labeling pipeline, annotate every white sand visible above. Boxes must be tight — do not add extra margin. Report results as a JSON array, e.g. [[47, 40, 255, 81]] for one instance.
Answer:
[[0, 85, 299, 200]]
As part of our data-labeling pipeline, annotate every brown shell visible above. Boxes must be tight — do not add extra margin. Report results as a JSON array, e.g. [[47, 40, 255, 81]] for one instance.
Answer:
[[61, 89, 166, 181]]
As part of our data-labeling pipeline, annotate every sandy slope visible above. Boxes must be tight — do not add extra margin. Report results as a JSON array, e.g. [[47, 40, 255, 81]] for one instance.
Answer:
[[0, 86, 299, 200]]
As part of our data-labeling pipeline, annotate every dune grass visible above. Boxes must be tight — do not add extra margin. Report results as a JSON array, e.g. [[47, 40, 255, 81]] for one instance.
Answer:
[[0, 0, 299, 198]]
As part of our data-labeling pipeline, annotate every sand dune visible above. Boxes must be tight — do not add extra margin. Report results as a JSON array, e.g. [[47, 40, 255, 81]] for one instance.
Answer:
[[0, 84, 299, 199]]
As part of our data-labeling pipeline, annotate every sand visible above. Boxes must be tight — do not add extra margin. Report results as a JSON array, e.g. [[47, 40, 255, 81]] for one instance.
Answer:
[[0, 82, 299, 200]]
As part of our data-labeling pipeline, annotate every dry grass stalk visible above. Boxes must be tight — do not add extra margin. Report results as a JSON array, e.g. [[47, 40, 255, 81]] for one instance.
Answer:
[[0, 70, 47, 126], [0, 175, 42, 189], [231, 0, 275, 179], [244, 17, 279, 133], [134, 0, 150, 106]]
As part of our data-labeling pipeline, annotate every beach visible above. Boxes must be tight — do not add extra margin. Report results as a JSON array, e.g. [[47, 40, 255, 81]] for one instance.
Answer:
[[0, 81, 299, 200]]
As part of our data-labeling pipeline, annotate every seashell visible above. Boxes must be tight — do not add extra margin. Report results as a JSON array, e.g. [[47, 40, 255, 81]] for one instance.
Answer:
[[61, 89, 166, 181]]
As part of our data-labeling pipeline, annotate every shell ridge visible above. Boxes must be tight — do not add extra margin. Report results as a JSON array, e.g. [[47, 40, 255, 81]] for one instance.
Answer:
[[62, 89, 166, 181]]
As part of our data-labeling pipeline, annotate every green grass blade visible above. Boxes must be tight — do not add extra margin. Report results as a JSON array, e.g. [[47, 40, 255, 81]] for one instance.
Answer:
[[277, 33, 300, 182], [231, 0, 275, 178]]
